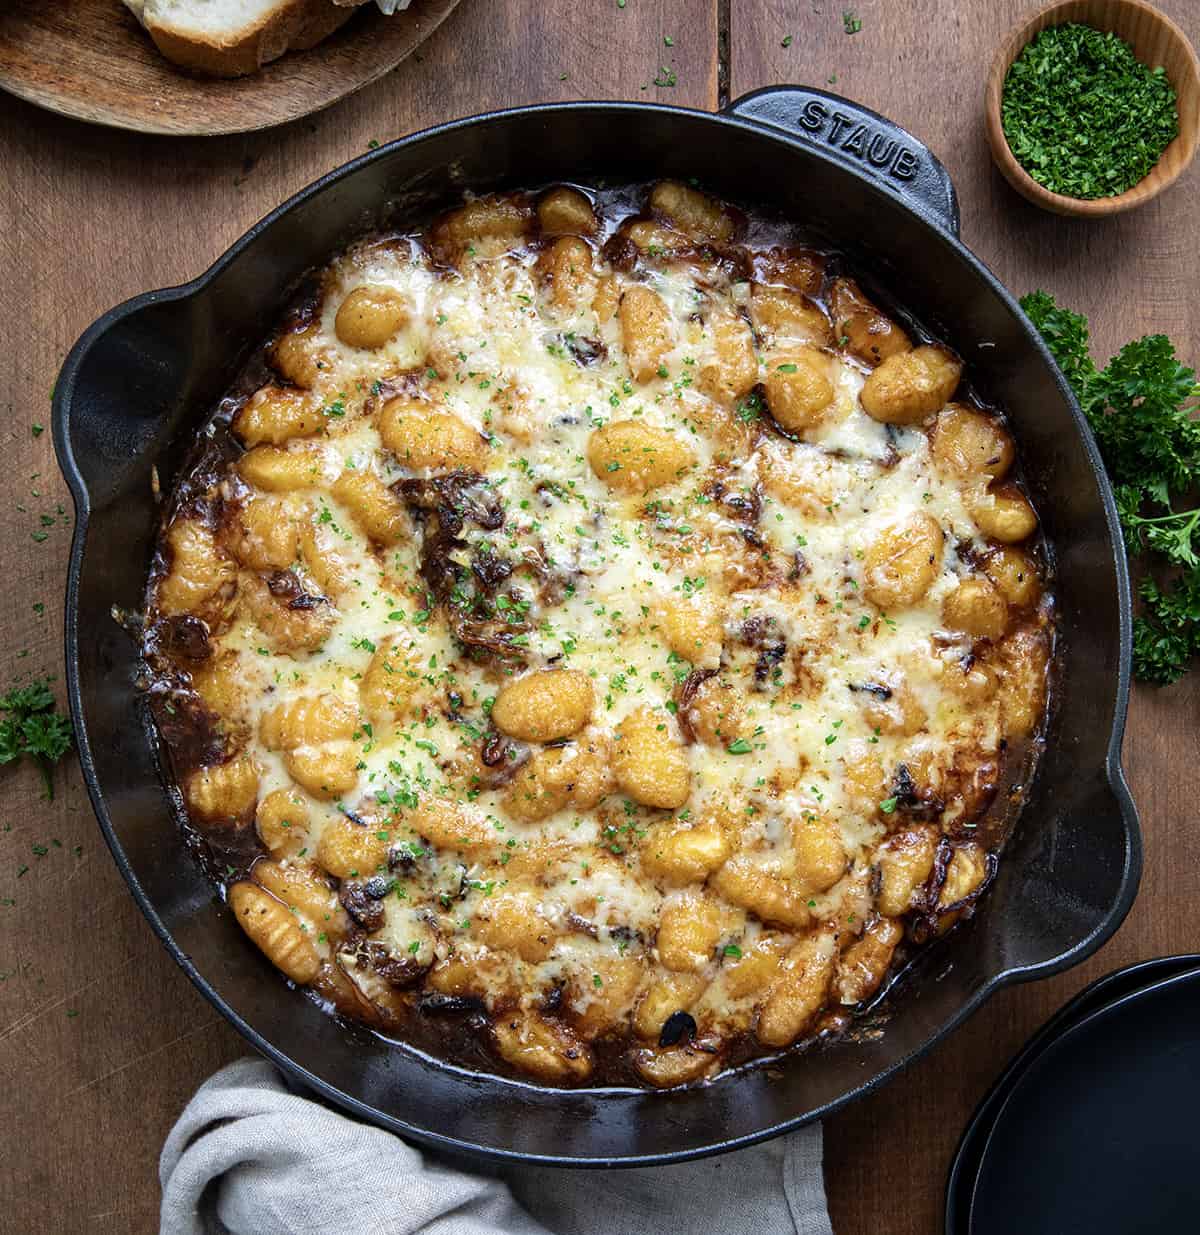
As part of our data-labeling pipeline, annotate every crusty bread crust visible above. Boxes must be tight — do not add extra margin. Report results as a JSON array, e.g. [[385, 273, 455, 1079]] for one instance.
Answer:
[[138, 0, 360, 77]]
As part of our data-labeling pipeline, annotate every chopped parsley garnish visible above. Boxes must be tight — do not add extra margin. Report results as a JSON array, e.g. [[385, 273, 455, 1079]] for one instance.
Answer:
[[0, 679, 73, 799], [1002, 24, 1177, 200], [736, 390, 764, 424]]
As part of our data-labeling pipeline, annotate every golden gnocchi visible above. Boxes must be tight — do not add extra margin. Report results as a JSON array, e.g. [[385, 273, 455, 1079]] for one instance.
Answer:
[[490, 669, 593, 742], [378, 398, 485, 472], [862, 512, 944, 610], [860, 345, 962, 425], [537, 185, 597, 236], [233, 385, 323, 446], [587, 420, 694, 493], [502, 734, 613, 822], [829, 277, 911, 366], [618, 284, 675, 383], [254, 788, 311, 858], [145, 180, 1052, 1091], [697, 310, 758, 404], [764, 349, 837, 433], [222, 495, 298, 572], [535, 236, 595, 311], [237, 442, 328, 492], [229, 882, 321, 984], [185, 754, 259, 823], [334, 285, 409, 350], [612, 705, 691, 809], [649, 180, 734, 243], [330, 468, 408, 545], [750, 283, 832, 347], [156, 519, 237, 624]]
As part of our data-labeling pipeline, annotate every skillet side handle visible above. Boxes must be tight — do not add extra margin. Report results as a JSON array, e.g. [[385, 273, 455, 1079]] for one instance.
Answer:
[[724, 86, 961, 236]]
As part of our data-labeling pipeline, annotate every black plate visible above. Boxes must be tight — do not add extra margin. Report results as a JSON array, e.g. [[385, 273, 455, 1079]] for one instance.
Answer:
[[945, 955, 1200, 1232], [952, 962, 1200, 1233]]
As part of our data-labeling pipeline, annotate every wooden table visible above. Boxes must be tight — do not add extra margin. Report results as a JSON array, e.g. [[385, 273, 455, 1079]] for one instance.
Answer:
[[1, 2, 1197, 1230]]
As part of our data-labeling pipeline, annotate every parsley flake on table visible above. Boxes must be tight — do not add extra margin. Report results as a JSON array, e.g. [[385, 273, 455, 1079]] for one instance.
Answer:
[[0, 678, 74, 799], [1022, 290, 1200, 684]]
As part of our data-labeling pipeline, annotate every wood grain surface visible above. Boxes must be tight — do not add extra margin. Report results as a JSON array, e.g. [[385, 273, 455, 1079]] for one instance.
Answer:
[[0, 0, 463, 136], [0, 1, 1196, 1231]]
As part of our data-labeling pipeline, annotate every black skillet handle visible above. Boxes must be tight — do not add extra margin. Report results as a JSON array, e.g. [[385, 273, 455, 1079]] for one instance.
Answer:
[[724, 86, 961, 236]]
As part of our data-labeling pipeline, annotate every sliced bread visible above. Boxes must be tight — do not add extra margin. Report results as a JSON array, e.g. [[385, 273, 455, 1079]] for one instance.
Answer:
[[123, 0, 364, 77]]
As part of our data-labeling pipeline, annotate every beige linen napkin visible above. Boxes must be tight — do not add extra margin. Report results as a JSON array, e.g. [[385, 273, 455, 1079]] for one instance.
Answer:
[[159, 1058, 833, 1235]]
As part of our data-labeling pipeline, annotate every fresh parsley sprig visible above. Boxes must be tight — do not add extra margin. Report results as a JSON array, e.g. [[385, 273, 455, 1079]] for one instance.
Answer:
[[1022, 291, 1200, 684], [0, 679, 74, 799]]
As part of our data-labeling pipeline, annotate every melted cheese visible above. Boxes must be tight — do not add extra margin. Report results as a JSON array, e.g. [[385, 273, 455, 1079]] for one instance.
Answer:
[[150, 187, 1051, 1087]]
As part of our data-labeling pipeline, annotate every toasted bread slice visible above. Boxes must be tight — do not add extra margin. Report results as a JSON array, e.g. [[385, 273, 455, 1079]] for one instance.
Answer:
[[123, 0, 362, 77]]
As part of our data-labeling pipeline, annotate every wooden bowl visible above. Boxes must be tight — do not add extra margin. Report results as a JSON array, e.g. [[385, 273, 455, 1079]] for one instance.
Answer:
[[985, 0, 1200, 216]]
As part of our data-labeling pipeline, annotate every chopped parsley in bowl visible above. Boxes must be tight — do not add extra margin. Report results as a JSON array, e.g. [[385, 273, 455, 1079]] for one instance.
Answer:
[[1001, 22, 1178, 200]]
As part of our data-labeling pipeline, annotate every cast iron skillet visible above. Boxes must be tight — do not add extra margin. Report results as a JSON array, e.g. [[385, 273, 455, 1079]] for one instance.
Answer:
[[53, 87, 1141, 1165]]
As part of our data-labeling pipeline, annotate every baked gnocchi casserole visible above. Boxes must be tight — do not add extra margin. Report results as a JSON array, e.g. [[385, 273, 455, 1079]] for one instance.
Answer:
[[142, 181, 1053, 1088]]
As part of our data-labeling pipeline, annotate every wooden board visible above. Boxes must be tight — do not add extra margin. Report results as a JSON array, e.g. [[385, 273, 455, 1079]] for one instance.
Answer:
[[0, 0, 462, 136], [0, 0, 1198, 1230]]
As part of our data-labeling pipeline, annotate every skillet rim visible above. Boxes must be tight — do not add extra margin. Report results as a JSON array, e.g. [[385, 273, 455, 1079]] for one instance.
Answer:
[[51, 97, 1141, 1166]]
